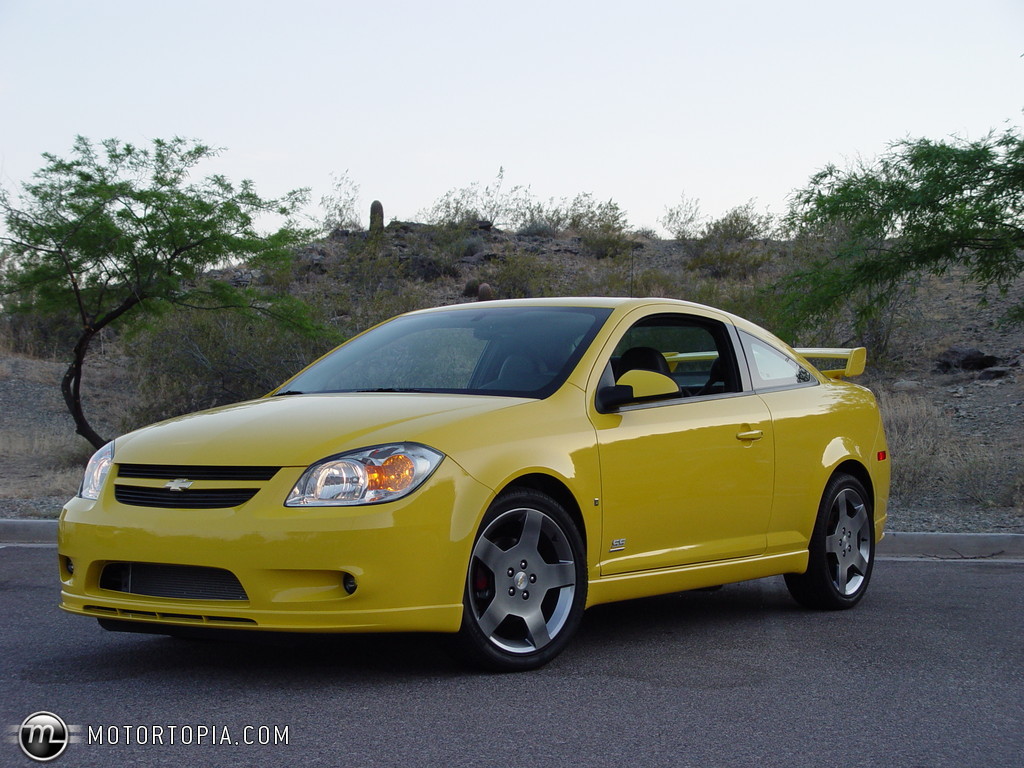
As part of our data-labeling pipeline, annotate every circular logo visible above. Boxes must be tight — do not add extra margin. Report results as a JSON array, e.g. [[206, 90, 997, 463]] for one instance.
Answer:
[[18, 711, 69, 762]]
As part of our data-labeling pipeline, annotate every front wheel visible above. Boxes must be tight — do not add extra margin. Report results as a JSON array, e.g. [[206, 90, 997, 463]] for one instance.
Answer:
[[455, 490, 587, 671], [785, 473, 875, 610]]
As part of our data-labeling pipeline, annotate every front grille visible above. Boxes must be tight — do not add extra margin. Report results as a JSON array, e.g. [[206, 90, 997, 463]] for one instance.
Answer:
[[100, 562, 248, 601], [117, 464, 279, 481], [115, 485, 259, 509]]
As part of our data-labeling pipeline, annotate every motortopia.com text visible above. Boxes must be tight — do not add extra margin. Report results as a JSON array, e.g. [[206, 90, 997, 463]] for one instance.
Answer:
[[87, 724, 289, 746]]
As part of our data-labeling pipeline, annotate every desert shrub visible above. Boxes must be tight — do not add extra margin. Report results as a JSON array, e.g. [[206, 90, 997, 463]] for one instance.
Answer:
[[480, 254, 555, 298], [513, 197, 570, 237], [120, 308, 339, 430], [565, 193, 624, 232], [564, 193, 632, 259], [459, 234, 486, 260], [2, 306, 84, 359], [581, 229, 633, 260], [421, 180, 634, 258], [298, 271, 437, 342], [632, 226, 661, 241], [335, 236, 422, 295], [320, 170, 363, 232], [392, 226, 472, 282], [677, 201, 776, 286], [420, 168, 532, 228], [618, 268, 685, 297], [687, 245, 770, 280], [337, 283, 435, 336], [700, 201, 773, 242], [660, 193, 704, 240], [516, 219, 560, 238]]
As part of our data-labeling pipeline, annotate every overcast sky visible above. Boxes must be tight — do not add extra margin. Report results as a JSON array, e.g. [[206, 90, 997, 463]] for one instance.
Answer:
[[0, 0, 1021, 232]]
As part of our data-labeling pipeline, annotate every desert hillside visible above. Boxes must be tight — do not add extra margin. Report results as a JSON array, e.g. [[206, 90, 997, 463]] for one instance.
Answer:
[[1, 224, 1021, 532]]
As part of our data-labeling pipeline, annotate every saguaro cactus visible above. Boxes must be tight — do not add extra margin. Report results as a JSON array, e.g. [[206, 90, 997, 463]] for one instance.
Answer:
[[369, 200, 384, 234]]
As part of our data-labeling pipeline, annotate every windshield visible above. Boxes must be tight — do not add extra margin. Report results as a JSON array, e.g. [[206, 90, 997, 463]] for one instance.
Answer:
[[280, 306, 612, 398]]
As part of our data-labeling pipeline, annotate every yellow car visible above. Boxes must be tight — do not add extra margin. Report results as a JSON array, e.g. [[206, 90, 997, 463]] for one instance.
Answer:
[[59, 297, 889, 670]]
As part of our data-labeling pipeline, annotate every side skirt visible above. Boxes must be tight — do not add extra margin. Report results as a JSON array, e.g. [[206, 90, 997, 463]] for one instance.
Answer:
[[585, 550, 809, 608]]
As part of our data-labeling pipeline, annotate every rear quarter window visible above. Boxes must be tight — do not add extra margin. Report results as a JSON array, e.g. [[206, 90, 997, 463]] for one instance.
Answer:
[[741, 332, 815, 390]]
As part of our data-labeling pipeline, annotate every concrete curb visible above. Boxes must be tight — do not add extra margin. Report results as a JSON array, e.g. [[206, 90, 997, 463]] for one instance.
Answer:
[[0, 519, 57, 544], [1, 519, 1022, 559], [877, 531, 1024, 560]]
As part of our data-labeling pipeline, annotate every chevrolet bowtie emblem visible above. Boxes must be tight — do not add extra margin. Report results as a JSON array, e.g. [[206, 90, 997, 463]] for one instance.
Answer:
[[164, 478, 194, 491]]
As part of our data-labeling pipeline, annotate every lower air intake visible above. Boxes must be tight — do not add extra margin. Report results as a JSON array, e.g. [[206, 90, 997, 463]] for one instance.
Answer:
[[100, 563, 248, 601]]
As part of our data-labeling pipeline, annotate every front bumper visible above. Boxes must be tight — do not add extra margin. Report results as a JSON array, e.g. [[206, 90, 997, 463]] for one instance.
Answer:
[[58, 461, 492, 633]]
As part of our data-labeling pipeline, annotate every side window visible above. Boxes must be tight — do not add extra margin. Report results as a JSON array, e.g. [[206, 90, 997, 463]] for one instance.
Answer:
[[610, 315, 741, 397], [741, 332, 814, 390]]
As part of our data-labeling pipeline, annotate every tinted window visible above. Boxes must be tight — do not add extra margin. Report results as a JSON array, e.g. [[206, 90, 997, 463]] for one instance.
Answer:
[[609, 315, 740, 397], [281, 306, 612, 398], [741, 332, 814, 390]]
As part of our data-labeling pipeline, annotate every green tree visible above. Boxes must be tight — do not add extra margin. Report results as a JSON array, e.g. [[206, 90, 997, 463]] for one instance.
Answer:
[[781, 125, 1024, 343], [0, 136, 314, 448]]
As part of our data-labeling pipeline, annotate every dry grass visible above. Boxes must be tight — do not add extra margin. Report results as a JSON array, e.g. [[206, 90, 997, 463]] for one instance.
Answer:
[[0, 354, 63, 384], [20, 361, 63, 385], [878, 389, 1023, 507], [0, 427, 93, 499], [0, 428, 85, 459], [0, 467, 83, 500]]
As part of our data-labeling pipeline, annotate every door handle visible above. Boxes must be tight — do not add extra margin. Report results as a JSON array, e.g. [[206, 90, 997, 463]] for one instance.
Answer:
[[736, 429, 764, 442]]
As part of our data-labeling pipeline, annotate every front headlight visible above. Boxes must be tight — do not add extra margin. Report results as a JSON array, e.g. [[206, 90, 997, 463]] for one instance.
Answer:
[[79, 441, 114, 500], [286, 443, 444, 506]]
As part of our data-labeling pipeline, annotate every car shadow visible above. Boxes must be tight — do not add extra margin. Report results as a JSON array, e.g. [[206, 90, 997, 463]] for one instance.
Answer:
[[30, 577, 812, 683]]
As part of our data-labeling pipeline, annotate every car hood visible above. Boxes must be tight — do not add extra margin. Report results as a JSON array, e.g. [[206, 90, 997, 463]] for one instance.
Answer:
[[113, 393, 530, 467]]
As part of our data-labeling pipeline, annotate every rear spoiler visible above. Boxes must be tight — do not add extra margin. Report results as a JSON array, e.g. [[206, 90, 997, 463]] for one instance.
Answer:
[[794, 347, 867, 379]]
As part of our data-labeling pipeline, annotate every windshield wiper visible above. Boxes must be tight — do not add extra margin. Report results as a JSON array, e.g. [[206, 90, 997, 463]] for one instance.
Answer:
[[273, 390, 305, 396]]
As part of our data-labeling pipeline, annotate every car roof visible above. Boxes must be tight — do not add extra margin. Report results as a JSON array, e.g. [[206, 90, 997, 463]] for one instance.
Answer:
[[404, 297, 782, 344], [408, 296, 721, 315]]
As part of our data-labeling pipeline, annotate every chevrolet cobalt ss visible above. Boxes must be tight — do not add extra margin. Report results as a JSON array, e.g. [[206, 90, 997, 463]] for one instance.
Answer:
[[59, 297, 889, 670]]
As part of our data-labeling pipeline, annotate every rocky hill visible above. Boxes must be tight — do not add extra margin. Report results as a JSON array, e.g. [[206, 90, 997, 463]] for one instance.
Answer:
[[1, 223, 1021, 532]]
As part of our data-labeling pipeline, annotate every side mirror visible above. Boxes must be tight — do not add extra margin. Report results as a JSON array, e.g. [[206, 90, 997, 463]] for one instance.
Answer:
[[596, 369, 679, 412], [596, 384, 634, 412]]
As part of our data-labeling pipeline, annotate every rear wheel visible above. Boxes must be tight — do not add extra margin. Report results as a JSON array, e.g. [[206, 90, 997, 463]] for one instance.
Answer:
[[456, 489, 586, 671], [785, 473, 875, 610]]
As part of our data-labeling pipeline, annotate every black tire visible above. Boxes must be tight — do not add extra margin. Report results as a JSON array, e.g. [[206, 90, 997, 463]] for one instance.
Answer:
[[455, 489, 587, 671], [785, 473, 875, 610]]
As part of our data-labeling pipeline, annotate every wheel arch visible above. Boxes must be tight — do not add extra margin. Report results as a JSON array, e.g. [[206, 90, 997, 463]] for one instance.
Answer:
[[499, 473, 587, 551], [830, 459, 874, 509]]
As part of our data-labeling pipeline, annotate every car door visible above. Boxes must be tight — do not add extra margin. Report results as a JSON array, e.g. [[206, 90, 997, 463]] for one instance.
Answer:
[[590, 310, 775, 575]]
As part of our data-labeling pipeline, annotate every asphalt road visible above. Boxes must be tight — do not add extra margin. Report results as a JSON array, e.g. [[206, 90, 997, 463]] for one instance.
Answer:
[[1, 546, 1021, 768]]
